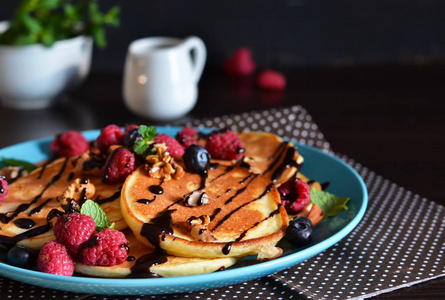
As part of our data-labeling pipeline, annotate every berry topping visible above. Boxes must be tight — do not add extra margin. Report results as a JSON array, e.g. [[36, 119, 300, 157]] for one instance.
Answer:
[[182, 145, 210, 174], [80, 228, 128, 266], [0, 176, 8, 204], [37, 241, 74, 276], [279, 178, 311, 214], [124, 124, 140, 132], [205, 129, 245, 160], [285, 216, 313, 247], [256, 70, 286, 90], [53, 213, 96, 257], [176, 127, 200, 149], [222, 47, 256, 76], [154, 133, 185, 156], [50, 130, 89, 157], [101, 147, 138, 184], [96, 125, 124, 153], [122, 128, 143, 149], [7, 245, 36, 268]]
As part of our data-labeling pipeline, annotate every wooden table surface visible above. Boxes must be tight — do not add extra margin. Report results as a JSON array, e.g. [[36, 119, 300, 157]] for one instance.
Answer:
[[0, 64, 443, 299]]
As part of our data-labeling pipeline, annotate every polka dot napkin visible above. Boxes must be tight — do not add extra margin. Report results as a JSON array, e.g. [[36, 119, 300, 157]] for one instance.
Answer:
[[0, 105, 444, 300]]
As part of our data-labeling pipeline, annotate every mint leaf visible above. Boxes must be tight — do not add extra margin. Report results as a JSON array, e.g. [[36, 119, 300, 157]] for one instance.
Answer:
[[140, 125, 157, 141], [80, 199, 113, 232], [310, 188, 349, 217], [0, 157, 36, 172], [133, 139, 150, 155], [0, 1, 120, 48], [133, 125, 157, 156]]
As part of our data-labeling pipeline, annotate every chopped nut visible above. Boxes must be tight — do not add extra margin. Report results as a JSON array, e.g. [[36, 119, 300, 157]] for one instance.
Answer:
[[183, 191, 209, 207], [188, 215, 211, 227], [188, 215, 217, 242], [257, 243, 283, 261], [145, 144, 184, 181], [59, 178, 95, 207]]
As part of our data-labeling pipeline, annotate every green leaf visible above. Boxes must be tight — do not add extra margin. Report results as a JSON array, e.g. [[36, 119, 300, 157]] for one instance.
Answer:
[[133, 140, 150, 155], [103, 6, 121, 26], [0, 0, 120, 48], [80, 199, 112, 232], [132, 125, 158, 156], [310, 188, 350, 217], [90, 25, 106, 48], [0, 157, 36, 172], [140, 125, 157, 140]]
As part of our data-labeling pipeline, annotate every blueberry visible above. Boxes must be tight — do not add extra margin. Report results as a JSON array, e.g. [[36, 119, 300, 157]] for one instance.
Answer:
[[122, 128, 143, 148], [7, 245, 36, 268], [182, 145, 210, 174], [285, 216, 313, 247]]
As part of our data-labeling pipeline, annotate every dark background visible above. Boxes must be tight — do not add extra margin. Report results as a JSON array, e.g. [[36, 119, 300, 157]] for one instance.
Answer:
[[1, 0, 445, 72]]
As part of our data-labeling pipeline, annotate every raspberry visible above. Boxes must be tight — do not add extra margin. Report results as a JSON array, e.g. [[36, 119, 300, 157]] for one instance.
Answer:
[[176, 127, 200, 149], [80, 228, 128, 266], [53, 213, 96, 257], [0, 176, 8, 205], [256, 70, 286, 90], [37, 241, 74, 276], [154, 133, 185, 156], [124, 124, 139, 132], [279, 179, 311, 214], [50, 130, 89, 157], [205, 130, 245, 160], [222, 47, 256, 76], [101, 147, 137, 184], [96, 125, 124, 153]]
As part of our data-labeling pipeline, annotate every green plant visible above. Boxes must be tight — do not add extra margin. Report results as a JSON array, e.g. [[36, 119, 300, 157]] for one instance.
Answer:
[[0, 0, 120, 48]]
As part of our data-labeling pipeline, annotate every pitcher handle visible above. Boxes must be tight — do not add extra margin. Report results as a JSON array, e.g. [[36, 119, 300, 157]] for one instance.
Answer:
[[182, 36, 207, 83]]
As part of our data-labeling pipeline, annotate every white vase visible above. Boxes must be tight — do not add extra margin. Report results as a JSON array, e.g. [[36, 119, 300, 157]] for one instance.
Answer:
[[0, 21, 93, 109]]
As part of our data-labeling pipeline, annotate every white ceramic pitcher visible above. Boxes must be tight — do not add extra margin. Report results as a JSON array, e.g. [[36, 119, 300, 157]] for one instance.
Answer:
[[123, 36, 206, 120]]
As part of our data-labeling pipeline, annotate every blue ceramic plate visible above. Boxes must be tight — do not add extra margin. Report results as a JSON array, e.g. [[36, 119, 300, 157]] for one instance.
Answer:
[[0, 127, 368, 295]]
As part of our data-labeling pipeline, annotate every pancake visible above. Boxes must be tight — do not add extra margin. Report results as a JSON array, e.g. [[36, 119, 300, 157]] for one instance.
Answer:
[[0, 154, 124, 250], [75, 229, 238, 278], [209, 131, 303, 186], [121, 163, 288, 260]]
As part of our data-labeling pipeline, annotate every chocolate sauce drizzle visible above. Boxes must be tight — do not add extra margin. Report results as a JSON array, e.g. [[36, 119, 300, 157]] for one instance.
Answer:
[[263, 142, 303, 182], [0, 157, 69, 224], [0, 208, 62, 248], [14, 218, 36, 229], [149, 185, 163, 195], [128, 252, 168, 278], [211, 182, 274, 233], [82, 154, 104, 171], [140, 209, 176, 248], [224, 174, 258, 205], [95, 190, 121, 205], [137, 197, 156, 205], [28, 198, 52, 217], [209, 165, 235, 183]]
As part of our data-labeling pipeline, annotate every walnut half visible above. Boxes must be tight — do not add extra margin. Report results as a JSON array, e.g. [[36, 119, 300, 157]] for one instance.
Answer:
[[188, 215, 217, 242], [144, 144, 184, 181], [59, 178, 95, 209]]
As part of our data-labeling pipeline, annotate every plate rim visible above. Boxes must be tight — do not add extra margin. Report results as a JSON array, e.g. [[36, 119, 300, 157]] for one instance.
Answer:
[[0, 126, 368, 294]]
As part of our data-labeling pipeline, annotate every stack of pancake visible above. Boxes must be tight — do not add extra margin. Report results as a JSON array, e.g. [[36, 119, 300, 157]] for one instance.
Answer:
[[0, 130, 322, 278]]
